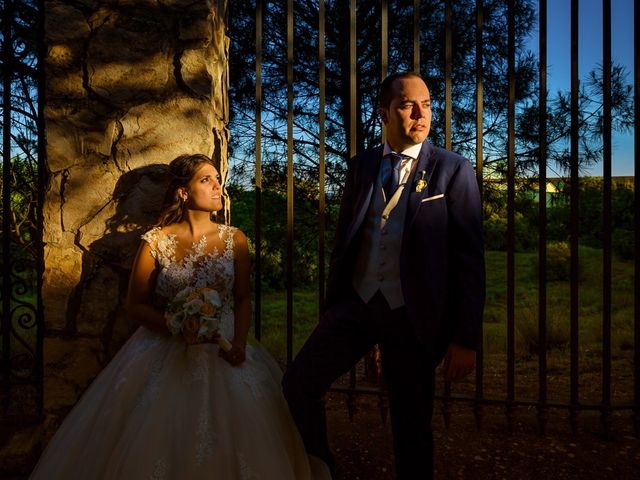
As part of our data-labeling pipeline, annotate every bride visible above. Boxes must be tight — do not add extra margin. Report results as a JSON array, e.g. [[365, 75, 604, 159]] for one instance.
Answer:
[[30, 154, 330, 479]]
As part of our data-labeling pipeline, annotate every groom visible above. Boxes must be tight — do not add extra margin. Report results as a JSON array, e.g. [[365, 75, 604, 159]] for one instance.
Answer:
[[283, 72, 485, 479]]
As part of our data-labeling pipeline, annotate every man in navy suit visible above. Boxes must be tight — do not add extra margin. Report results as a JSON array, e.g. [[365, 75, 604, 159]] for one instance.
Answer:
[[283, 72, 485, 479]]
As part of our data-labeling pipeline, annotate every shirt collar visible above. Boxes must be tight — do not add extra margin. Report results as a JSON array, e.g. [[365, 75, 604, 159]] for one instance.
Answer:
[[382, 141, 423, 161]]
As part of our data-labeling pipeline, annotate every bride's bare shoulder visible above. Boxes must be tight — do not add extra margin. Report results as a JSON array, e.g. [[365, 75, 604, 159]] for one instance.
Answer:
[[231, 226, 246, 241], [158, 223, 182, 236]]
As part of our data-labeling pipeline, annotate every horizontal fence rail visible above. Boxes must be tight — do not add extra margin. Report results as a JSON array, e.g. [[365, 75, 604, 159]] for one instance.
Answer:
[[245, 0, 639, 437]]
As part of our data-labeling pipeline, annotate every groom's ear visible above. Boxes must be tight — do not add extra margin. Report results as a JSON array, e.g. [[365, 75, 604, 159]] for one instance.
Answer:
[[379, 107, 388, 124]]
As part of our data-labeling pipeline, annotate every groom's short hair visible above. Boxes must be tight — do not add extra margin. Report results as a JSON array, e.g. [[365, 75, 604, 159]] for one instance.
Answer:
[[379, 72, 426, 109]]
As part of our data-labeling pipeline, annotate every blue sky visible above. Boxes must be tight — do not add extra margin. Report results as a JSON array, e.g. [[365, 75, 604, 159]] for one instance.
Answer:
[[529, 0, 635, 176]]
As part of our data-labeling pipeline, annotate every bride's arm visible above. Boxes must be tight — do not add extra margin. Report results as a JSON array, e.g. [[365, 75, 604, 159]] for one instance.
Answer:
[[225, 229, 251, 364], [126, 241, 168, 334], [232, 229, 251, 346]]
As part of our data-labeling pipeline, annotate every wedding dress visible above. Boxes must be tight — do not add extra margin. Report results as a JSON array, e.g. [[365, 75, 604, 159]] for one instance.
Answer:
[[30, 225, 330, 479]]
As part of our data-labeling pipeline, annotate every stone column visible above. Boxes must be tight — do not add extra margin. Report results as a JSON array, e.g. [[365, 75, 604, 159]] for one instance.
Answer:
[[43, 0, 229, 421]]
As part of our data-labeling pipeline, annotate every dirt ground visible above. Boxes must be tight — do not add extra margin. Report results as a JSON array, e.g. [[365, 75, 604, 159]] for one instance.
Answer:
[[326, 391, 640, 480], [2, 391, 639, 479], [3, 354, 639, 480]]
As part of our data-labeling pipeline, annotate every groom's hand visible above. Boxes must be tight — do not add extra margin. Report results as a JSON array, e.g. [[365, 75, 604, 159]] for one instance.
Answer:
[[442, 343, 476, 382]]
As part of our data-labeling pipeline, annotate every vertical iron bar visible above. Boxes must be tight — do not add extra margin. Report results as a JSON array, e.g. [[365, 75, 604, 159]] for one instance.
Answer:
[[506, 0, 516, 434], [382, 0, 388, 81], [474, 3, 484, 208], [474, 0, 484, 432], [286, 0, 294, 365], [634, 0, 640, 438], [444, 0, 452, 151], [442, 0, 453, 428], [381, 0, 388, 145], [601, 0, 613, 438], [349, 0, 356, 158], [254, 0, 263, 341], [413, 0, 420, 73], [537, 0, 548, 436], [569, 0, 580, 434], [376, 0, 389, 417], [36, 0, 46, 420], [2, 0, 13, 415], [318, 0, 326, 315], [347, 0, 357, 410]]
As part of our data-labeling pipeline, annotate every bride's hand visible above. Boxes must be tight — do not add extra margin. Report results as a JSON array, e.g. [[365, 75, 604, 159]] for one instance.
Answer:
[[220, 341, 246, 366]]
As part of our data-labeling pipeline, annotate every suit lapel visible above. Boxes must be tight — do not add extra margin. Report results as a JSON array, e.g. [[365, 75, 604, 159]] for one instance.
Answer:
[[345, 147, 383, 247], [406, 141, 438, 226]]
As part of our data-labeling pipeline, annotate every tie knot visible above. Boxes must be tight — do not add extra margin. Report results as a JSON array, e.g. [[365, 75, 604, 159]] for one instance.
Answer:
[[387, 153, 404, 169], [382, 153, 404, 201]]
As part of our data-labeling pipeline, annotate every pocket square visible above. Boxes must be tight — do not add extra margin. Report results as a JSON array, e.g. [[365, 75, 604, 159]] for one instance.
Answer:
[[421, 193, 444, 203]]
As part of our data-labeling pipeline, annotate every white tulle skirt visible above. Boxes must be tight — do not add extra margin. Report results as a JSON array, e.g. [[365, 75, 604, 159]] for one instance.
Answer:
[[30, 327, 330, 480]]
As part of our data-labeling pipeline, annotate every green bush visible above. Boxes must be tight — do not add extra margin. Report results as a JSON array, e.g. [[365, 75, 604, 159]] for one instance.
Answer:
[[612, 228, 634, 260], [516, 304, 570, 357], [531, 241, 583, 282], [228, 185, 335, 291], [546, 242, 572, 281], [515, 212, 538, 251], [483, 212, 538, 252], [483, 213, 507, 250]]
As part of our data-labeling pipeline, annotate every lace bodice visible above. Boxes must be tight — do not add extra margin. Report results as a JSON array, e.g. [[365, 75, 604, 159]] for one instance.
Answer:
[[141, 225, 237, 338]]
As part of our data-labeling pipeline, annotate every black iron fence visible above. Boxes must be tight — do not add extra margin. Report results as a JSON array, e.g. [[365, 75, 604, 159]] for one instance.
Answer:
[[0, 0, 44, 423], [1, 0, 638, 438], [232, 0, 640, 437]]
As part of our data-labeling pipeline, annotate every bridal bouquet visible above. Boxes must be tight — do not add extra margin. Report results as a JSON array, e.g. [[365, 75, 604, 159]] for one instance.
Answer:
[[165, 286, 232, 350]]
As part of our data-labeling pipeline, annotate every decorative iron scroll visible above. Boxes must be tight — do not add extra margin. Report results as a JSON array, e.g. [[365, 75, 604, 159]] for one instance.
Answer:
[[0, 0, 43, 423]]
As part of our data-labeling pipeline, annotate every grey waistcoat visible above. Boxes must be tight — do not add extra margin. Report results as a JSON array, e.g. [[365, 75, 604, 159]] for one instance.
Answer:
[[352, 166, 411, 309]]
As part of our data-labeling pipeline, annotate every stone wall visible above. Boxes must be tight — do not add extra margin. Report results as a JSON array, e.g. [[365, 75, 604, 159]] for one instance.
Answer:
[[43, 0, 229, 422]]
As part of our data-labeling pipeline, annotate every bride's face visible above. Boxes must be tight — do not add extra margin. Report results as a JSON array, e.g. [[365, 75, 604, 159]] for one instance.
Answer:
[[184, 162, 223, 213]]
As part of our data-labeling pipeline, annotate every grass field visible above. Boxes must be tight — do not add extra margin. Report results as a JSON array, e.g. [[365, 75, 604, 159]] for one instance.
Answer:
[[255, 248, 636, 404], [8, 247, 635, 405]]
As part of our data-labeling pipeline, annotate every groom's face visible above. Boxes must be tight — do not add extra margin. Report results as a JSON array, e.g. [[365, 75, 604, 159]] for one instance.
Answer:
[[380, 76, 431, 152]]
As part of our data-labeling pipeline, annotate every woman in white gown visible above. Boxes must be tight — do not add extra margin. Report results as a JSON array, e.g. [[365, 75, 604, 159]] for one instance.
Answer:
[[30, 154, 330, 480]]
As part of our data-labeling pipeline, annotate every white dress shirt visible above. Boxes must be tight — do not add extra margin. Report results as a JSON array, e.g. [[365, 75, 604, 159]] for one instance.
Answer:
[[382, 141, 422, 186]]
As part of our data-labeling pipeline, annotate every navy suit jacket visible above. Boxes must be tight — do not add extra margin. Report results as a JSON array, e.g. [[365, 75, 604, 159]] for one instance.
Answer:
[[325, 141, 485, 364]]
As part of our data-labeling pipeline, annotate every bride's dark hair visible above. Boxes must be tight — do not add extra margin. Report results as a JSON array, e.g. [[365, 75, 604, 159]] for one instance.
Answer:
[[156, 153, 217, 227]]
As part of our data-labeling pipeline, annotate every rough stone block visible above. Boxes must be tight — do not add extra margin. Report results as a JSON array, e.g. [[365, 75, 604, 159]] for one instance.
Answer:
[[74, 263, 121, 337], [179, 13, 213, 44], [45, 2, 90, 43], [116, 97, 215, 170], [43, 336, 102, 403], [42, 246, 83, 330], [61, 162, 119, 233], [179, 47, 215, 98], [87, 10, 172, 106]]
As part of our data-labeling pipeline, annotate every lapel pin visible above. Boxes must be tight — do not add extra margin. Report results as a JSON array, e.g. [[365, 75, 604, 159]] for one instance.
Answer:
[[415, 170, 427, 193]]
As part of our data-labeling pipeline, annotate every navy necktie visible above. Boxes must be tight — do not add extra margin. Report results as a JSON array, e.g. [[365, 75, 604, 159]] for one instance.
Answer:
[[383, 153, 403, 201]]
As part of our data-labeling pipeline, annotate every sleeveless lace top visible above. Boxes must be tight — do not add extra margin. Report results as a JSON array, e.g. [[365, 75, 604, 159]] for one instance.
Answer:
[[141, 225, 237, 339]]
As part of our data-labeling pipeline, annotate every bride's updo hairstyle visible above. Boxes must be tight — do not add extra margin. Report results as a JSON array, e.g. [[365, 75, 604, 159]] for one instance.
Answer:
[[156, 153, 217, 227]]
